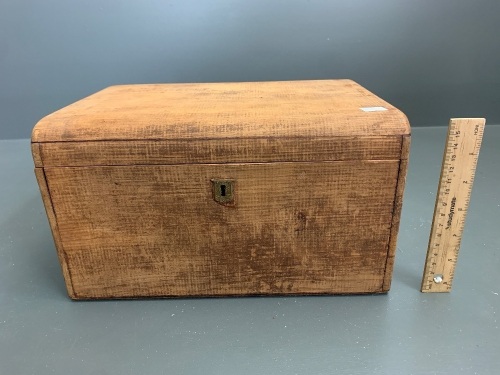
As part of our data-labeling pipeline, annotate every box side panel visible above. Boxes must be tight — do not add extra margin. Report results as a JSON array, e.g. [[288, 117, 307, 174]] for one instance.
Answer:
[[31, 143, 43, 167], [34, 168, 76, 298], [38, 136, 403, 167], [382, 135, 411, 291], [44, 161, 399, 299]]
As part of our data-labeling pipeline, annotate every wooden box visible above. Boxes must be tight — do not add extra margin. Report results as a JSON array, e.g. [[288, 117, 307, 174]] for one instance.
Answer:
[[32, 80, 410, 299]]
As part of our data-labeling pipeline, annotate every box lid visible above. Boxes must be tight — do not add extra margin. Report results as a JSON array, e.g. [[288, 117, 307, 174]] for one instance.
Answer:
[[32, 80, 410, 166]]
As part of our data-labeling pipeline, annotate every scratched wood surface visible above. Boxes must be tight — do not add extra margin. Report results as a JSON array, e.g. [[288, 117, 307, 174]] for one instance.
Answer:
[[382, 135, 410, 291], [34, 168, 75, 297], [32, 80, 410, 299], [44, 161, 400, 299], [32, 80, 410, 143], [35, 136, 404, 167]]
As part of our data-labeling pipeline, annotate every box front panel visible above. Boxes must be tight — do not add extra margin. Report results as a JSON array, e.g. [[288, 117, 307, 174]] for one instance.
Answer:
[[45, 161, 400, 298]]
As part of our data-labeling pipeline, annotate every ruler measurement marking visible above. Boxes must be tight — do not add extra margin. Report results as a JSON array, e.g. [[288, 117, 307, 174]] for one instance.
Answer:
[[421, 118, 485, 293]]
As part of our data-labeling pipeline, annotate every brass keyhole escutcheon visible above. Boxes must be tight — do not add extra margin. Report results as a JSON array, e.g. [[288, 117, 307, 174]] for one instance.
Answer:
[[211, 179, 235, 205]]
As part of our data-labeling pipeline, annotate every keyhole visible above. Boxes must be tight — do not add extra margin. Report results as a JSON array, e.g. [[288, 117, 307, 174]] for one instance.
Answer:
[[211, 179, 234, 205]]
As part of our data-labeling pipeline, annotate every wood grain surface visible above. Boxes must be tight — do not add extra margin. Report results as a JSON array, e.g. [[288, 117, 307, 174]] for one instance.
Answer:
[[382, 135, 411, 291], [36, 136, 405, 167], [34, 168, 75, 297], [45, 161, 400, 298], [32, 80, 410, 299], [421, 118, 484, 292], [32, 80, 410, 143]]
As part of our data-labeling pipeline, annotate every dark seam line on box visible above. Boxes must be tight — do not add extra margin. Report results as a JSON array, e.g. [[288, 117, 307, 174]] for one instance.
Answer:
[[42, 159, 402, 169], [35, 134, 409, 143], [74, 289, 388, 300], [40, 156, 403, 167], [42, 168, 78, 298], [381, 135, 405, 291]]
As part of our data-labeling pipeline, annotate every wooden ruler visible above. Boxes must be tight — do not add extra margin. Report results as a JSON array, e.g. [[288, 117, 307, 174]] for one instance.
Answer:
[[421, 118, 486, 292]]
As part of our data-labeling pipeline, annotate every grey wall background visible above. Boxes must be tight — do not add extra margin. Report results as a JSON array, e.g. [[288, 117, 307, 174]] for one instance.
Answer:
[[1, 0, 499, 139]]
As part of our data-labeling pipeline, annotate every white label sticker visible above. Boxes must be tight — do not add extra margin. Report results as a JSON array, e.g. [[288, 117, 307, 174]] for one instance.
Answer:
[[360, 106, 388, 112]]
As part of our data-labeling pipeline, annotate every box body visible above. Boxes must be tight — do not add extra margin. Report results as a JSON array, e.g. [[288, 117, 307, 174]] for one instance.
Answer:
[[32, 80, 410, 299]]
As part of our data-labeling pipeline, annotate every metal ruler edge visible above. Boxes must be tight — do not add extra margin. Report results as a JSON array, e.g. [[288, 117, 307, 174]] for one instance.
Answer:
[[420, 118, 486, 293]]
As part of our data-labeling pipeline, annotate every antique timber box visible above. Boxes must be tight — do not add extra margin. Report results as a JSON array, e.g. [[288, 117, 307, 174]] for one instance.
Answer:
[[31, 80, 410, 299]]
